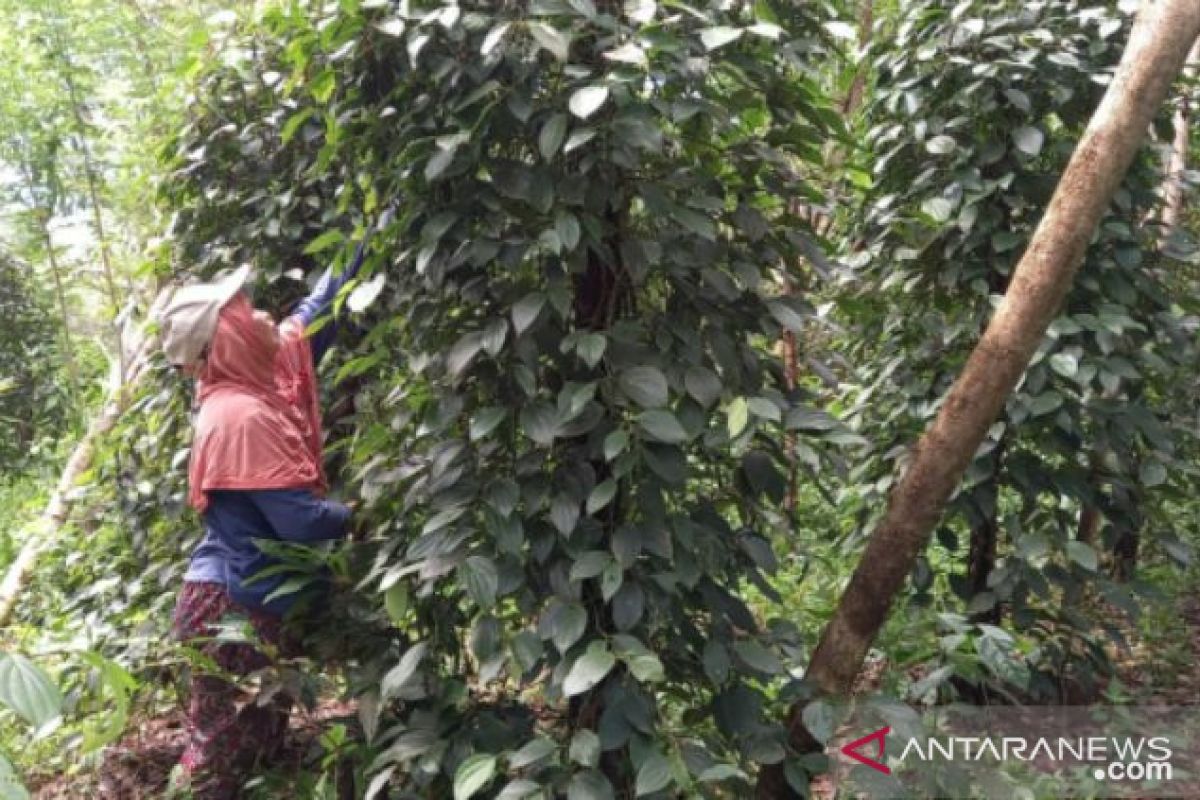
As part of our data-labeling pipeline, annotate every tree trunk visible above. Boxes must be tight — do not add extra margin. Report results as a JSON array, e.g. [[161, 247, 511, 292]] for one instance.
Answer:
[[40, 219, 81, 407], [840, 0, 874, 117], [49, 16, 129, 379], [1077, 452, 1103, 545], [965, 482, 1000, 625], [757, 2, 1200, 795], [1159, 37, 1200, 240], [17, 162, 82, 408], [0, 297, 164, 627]]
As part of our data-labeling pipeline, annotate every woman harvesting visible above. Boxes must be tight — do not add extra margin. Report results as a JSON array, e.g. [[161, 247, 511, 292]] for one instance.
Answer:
[[156, 244, 366, 798]]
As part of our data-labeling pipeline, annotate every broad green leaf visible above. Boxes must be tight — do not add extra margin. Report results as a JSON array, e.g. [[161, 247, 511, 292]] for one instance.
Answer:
[[909, 665, 954, 700], [0, 752, 28, 800], [626, 651, 663, 682], [684, 366, 722, 407], [1048, 352, 1077, 378], [638, 410, 687, 444], [462, 556, 500, 606], [511, 631, 544, 673], [521, 403, 560, 446], [556, 212, 582, 250], [510, 737, 557, 769], [481, 23, 511, 55], [347, 273, 386, 313], [600, 561, 623, 602], [766, 299, 806, 332], [698, 763, 745, 783], [359, 690, 382, 744], [454, 754, 496, 800], [921, 197, 955, 223], [625, 0, 657, 24], [447, 332, 484, 380], [553, 602, 588, 652], [550, 493, 580, 535], [586, 480, 618, 515], [425, 147, 457, 181], [612, 581, 645, 630], [700, 26, 743, 50], [539, 113, 568, 160], [374, 18, 405, 36], [568, 771, 615, 800], [304, 229, 344, 254], [512, 292, 546, 335], [801, 699, 835, 744], [0, 654, 61, 728], [384, 583, 409, 624], [619, 366, 669, 408], [564, 644, 616, 696], [565, 128, 597, 153], [483, 318, 508, 356], [992, 231, 1023, 252], [671, 206, 715, 240], [747, 397, 781, 423], [635, 753, 672, 795], [613, 636, 665, 682], [733, 640, 783, 675], [311, 68, 336, 103], [568, 0, 598, 17], [575, 332, 606, 367], [604, 430, 629, 461], [497, 779, 541, 800], [1013, 125, 1044, 156], [727, 397, 750, 437], [570, 550, 613, 581], [281, 108, 314, 144], [569, 729, 601, 766], [1017, 533, 1050, 564], [925, 135, 955, 155], [470, 407, 507, 441], [1027, 391, 1063, 416], [569, 86, 610, 120], [824, 20, 857, 39], [1139, 460, 1167, 487], [381, 643, 427, 700], [529, 22, 571, 61], [604, 42, 647, 67], [786, 406, 839, 431], [1066, 541, 1098, 571]]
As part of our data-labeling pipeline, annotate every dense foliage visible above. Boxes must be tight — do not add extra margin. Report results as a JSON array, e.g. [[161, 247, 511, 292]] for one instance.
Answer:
[[153, 1, 872, 795], [0, 254, 72, 469], [3, 0, 1200, 798], [834, 0, 1199, 705]]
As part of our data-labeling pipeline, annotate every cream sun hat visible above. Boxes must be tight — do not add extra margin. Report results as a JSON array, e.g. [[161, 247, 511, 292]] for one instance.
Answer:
[[156, 264, 252, 369]]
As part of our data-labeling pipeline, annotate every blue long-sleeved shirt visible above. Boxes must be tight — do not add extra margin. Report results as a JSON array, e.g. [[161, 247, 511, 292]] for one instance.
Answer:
[[184, 245, 366, 614], [293, 241, 365, 362]]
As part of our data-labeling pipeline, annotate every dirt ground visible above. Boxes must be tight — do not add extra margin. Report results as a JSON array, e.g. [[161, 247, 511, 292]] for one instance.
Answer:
[[28, 698, 356, 799]]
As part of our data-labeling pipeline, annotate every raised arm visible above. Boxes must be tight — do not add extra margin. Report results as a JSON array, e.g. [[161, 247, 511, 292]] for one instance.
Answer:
[[291, 209, 394, 365], [291, 242, 366, 365]]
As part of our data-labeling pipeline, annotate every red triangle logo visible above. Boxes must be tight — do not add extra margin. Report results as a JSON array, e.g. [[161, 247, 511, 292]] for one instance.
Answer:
[[841, 725, 891, 774]]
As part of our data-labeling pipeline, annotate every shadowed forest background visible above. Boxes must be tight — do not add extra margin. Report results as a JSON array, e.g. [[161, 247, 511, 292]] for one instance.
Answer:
[[1, 0, 1200, 798]]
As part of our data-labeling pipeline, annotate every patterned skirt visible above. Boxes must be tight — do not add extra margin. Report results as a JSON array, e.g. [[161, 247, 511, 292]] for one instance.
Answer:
[[171, 580, 292, 799]]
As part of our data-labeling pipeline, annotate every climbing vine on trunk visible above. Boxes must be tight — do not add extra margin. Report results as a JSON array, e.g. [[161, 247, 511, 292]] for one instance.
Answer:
[[155, 0, 854, 796]]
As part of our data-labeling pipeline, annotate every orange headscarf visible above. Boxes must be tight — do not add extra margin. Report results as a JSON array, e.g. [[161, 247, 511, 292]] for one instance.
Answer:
[[187, 293, 327, 513]]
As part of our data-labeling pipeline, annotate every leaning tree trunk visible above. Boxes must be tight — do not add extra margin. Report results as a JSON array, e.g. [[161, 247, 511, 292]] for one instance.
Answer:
[[757, 1, 1200, 796], [0, 296, 165, 627]]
